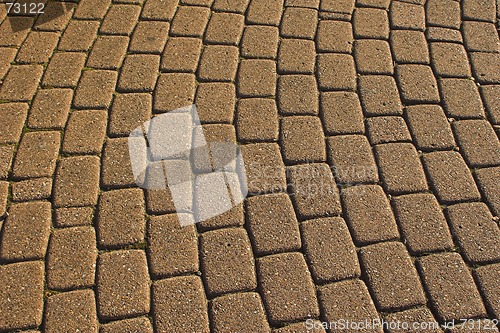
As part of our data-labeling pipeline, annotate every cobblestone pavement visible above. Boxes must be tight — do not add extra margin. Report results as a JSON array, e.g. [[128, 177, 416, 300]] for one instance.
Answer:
[[0, 0, 500, 332]]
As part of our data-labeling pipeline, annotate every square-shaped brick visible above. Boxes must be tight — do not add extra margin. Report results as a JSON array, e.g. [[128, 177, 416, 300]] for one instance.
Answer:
[[238, 59, 277, 97], [236, 98, 279, 142], [320, 92, 364, 135], [0, 103, 28, 144], [462, 0, 496, 22], [354, 39, 393, 75], [0, 65, 43, 102], [453, 120, 500, 167], [280, 7, 318, 39], [86, 36, 128, 70], [281, 116, 326, 164], [100, 4, 141, 35], [15, 31, 59, 64], [341, 185, 399, 245], [11, 177, 52, 202], [353, 8, 389, 39], [475, 166, 500, 216], [439, 78, 485, 119], [204, 12, 244, 45], [241, 25, 279, 58], [366, 116, 411, 145], [198, 45, 239, 82], [425, 0, 460, 29], [395, 64, 440, 103], [117, 54, 159, 92], [73, 70, 117, 109], [463, 21, 499, 53], [154, 73, 195, 112], [358, 75, 403, 116], [109, 93, 152, 136], [247, 193, 301, 255], [141, 0, 177, 20], [430, 43, 471, 78], [62, 110, 107, 155], [257, 252, 319, 324], [470, 52, 500, 84], [195, 83, 236, 124], [28, 88, 72, 129], [278, 75, 318, 116], [278, 39, 316, 74], [474, 263, 500, 320], [170, 6, 210, 37], [101, 317, 153, 333], [316, 20, 353, 53], [317, 53, 356, 91], [390, 1, 424, 30], [58, 20, 99, 51], [129, 21, 169, 53], [42, 52, 86, 88], [247, 0, 285, 26], [390, 30, 429, 64], [160, 37, 202, 73]]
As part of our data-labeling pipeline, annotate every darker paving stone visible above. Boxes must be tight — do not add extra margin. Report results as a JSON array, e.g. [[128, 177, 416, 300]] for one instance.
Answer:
[[241, 25, 279, 59], [0, 146, 14, 179], [28, 88, 72, 129], [327, 135, 378, 184], [358, 75, 403, 116], [154, 73, 196, 112], [463, 21, 499, 53], [354, 39, 393, 75], [396, 64, 440, 103], [430, 43, 471, 78], [129, 21, 169, 53], [73, 70, 117, 109], [101, 317, 153, 333], [237, 98, 279, 142], [11, 177, 52, 202], [390, 1, 425, 30], [317, 53, 357, 91], [152, 276, 210, 333], [42, 52, 86, 88], [53, 156, 100, 208], [278, 39, 316, 74], [62, 110, 107, 154], [58, 20, 99, 51], [257, 252, 319, 325], [86, 36, 128, 70], [198, 45, 239, 82], [446, 202, 500, 264], [0, 262, 44, 331], [405, 105, 456, 150], [15, 31, 59, 64], [425, 0, 460, 29], [301, 217, 359, 283], [453, 120, 500, 167], [97, 250, 150, 320], [97, 188, 145, 248], [439, 78, 485, 119], [211, 293, 270, 333], [316, 20, 353, 53], [0, 65, 43, 101], [0, 17, 34, 47], [384, 307, 443, 333], [462, 0, 496, 22], [474, 263, 500, 319], [475, 166, 500, 216], [353, 8, 389, 39], [238, 59, 277, 97], [109, 93, 151, 137], [281, 116, 326, 164], [280, 7, 318, 39], [390, 30, 429, 64], [470, 52, 500, 84], [205, 12, 244, 45], [481, 85, 500, 125], [425, 27, 463, 43], [12, 131, 60, 179], [246, 193, 301, 255], [170, 6, 210, 37], [0, 103, 28, 144], [74, 0, 111, 19], [392, 193, 454, 255], [213, 0, 249, 12], [278, 75, 318, 115], [418, 252, 487, 321], [118, 54, 160, 92], [34, 1, 75, 31], [247, 0, 285, 26], [141, 0, 178, 20], [161, 37, 202, 73], [321, 91, 364, 135], [196, 83, 236, 124], [422, 151, 481, 204], [366, 116, 411, 145], [201, 228, 257, 296], [100, 4, 141, 35]]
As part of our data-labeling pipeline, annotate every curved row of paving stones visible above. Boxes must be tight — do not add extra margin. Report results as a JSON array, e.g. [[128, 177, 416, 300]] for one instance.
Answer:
[[0, 0, 500, 332]]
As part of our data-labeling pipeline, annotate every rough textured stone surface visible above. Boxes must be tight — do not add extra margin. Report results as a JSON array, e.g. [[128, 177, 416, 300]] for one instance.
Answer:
[[474, 263, 500, 319], [73, 70, 117, 109], [100, 317, 153, 333], [481, 85, 500, 125], [321, 91, 364, 135], [390, 1, 424, 30], [425, 0, 460, 29], [366, 116, 411, 145], [475, 166, 500, 216], [247, 0, 285, 26], [118, 54, 160, 92], [28, 88, 72, 129], [109, 93, 151, 136], [430, 43, 471, 78], [470, 52, 500, 84], [170, 6, 210, 37], [16, 31, 59, 64], [354, 39, 393, 75], [100, 4, 141, 35], [463, 21, 499, 53], [278, 39, 316, 74], [205, 12, 244, 45], [129, 21, 169, 53], [358, 75, 403, 116], [353, 8, 389, 39], [281, 116, 326, 164], [241, 143, 286, 194], [238, 60, 277, 97], [154, 73, 196, 112], [0, 103, 28, 145], [390, 30, 429, 64], [196, 83, 236, 124], [101, 138, 137, 187], [0, 65, 43, 101], [453, 120, 500, 167], [161, 37, 202, 73], [278, 75, 318, 116], [281, 7, 318, 39], [241, 25, 279, 58], [58, 20, 99, 51], [54, 207, 94, 228], [316, 20, 353, 53], [62, 110, 107, 154], [317, 53, 357, 91], [237, 98, 279, 142], [405, 105, 456, 150], [396, 65, 440, 103], [11, 177, 52, 202], [42, 52, 86, 88], [199, 45, 239, 82], [439, 78, 485, 119]]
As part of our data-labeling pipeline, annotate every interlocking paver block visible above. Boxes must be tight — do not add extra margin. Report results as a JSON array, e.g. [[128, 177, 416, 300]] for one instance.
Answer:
[[97, 188, 145, 248], [0, 65, 43, 101], [446, 202, 500, 264], [470, 52, 500, 84], [237, 98, 279, 141], [405, 105, 456, 150], [154, 73, 196, 112], [247, 0, 285, 26], [53, 156, 100, 208], [395, 65, 440, 103], [201, 228, 256, 296], [204, 12, 244, 45], [327, 135, 378, 184], [0, 201, 51, 261], [474, 263, 500, 319], [353, 8, 389, 39], [170, 6, 210, 37], [12, 131, 60, 179], [358, 75, 403, 116], [475, 166, 500, 216], [301, 217, 359, 283], [42, 52, 86, 88], [425, 0, 460, 29], [0, 146, 14, 179], [74, 0, 111, 19], [118, 54, 159, 92], [147, 214, 198, 278], [198, 45, 239, 82], [366, 116, 411, 145], [462, 0, 496, 22], [238, 59, 277, 97], [278, 39, 316, 74], [55, 207, 94, 228], [47, 227, 97, 290], [320, 0, 355, 14], [129, 21, 169, 53], [0, 261, 44, 331], [384, 307, 443, 333], [453, 120, 500, 167], [101, 317, 153, 333], [152, 276, 210, 333], [321, 92, 364, 135], [481, 84, 500, 125], [109, 93, 152, 136], [0, 103, 28, 144], [316, 20, 353, 53], [317, 53, 356, 91], [97, 250, 150, 320], [73, 70, 117, 109], [241, 143, 286, 194], [195, 83, 235, 124], [257, 252, 319, 324], [360, 241, 426, 311], [281, 7, 318, 39], [28, 88, 72, 129], [86, 36, 129, 70], [141, 0, 178, 20], [281, 116, 326, 164], [11, 177, 52, 202], [354, 39, 393, 75], [62, 110, 107, 154], [58, 20, 99, 51], [418, 252, 486, 321], [390, 30, 429, 64], [213, 0, 249, 13], [425, 26, 463, 43], [0, 17, 33, 47], [15, 31, 59, 64], [439, 78, 485, 119], [422, 151, 481, 204], [241, 25, 279, 58], [318, 279, 382, 333], [47, 290, 98, 332], [341, 185, 399, 245], [161, 37, 202, 73], [390, 1, 425, 30], [430, 43, 471, 78], [278, 75, 318, 116], [100, 4, 141, 35], [392, 193, 453, 255], [211, 292, 270, 333], [463, 21, 499, 53]]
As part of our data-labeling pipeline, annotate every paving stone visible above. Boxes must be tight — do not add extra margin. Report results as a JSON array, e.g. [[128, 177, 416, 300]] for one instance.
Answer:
[[53, 156, 101, 207], [318, 279, 382, 333], [197, 204, 245, 231], [100, 4, 141, 35], [198, 45, 239, 82], [109, 93, 152, 136], [383, 307, 443, 333], [320, 91, 364, 135], [475, 166, 500, 216], [170, 6, 210, 37], [161, 37, 202, 73], [316, 20, 353, 53], [97, 250, 150, 320], [12, 131, 60, 179], [0, 103, 28, 144], [366, 116, 411, 145], [0, 146, 14, 179], [240, 143, 287, 194], [0, 65, 43, 101], [405, 104, 456, 150], [278, 39, 316, 74], [237, 98, 279, 141], [238, 59, 277, 97], [154, 73, 196, 112], [430, 43, 471, 78], [117, 54, 159, 92], [358, 75, 403, 116], [247, 0, 285, 25], [246, 193, 301, 254], [211, 292, 270, 333], [481, 84, 500, 125], [55, 206, 94, 227], [0, 261, 44, 331], [74, 0, 111, 19], [392, 193, 454, 255], [453, 120, 500, 167], [15, 31, 59, 64], [462, 0, 496, 22], [353, 8, 389, 39], [418, 252, 487, 321], [320, 0, 355, 13], [145, 187, 176, 215], [317, 53, 357, 91], [97, 188, 145, 248], [354, 39, 393, 75], [100, 317, 153, 333], [281, 7, 317, 39], [147, 214, 198, 278], [28, 88, 72, 129], [281, 116, 325, 164], [474, 263, 500, 319], [0, 201, 51, 261], [439, 78, 485, 119], [285, 0, 319, 7], [241, 25, 279, 58], [42, 52, 86, 88], [0, 47, 16, 80], [422, 151, 481, 204], [470, 52, 500, 84], [86, 36, 128, 70], [204, 12, 244, 45], [390, 30, 429, 64], [194, 83, 235, 124], [396, 64, 440, 103], [141, 0, 178, 20], [33, 1, 75, 31], [0, 17, 33, 47], [425, 0, 461, 29], [58, 20, 99, 51], [201, 228, 256, 296], [278, 75, 318, 116], [463, 21, 499, 53], [425, 27, 463, 43], [212, 0, 249, 12], [73, 70, 117, 109], [152, 276, 210, 333], [11, 177, 52, 202], [341, 184, 399, 245], [390, 1, 425, 30], [129, 21, 169, 53], [62, 110, 107, 154], [257, 252, 319, 324], [301, 217, 359, 283]]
